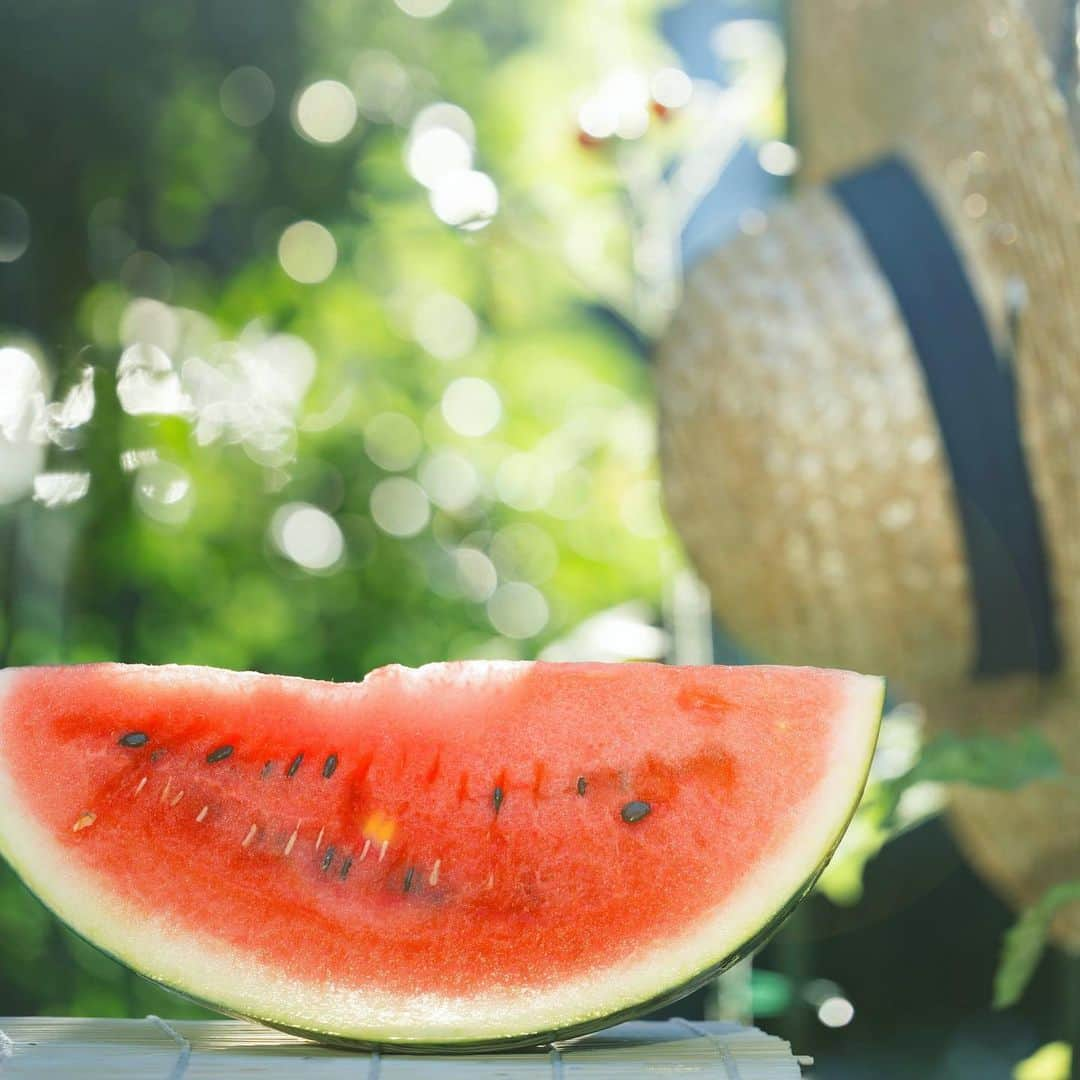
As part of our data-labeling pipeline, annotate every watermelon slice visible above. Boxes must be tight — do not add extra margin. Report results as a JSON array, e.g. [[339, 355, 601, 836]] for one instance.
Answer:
[[0, 661, 882, 1049]]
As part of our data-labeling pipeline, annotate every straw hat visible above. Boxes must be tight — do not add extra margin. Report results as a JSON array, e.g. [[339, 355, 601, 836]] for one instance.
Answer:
[[656, 0, 1080, 944]]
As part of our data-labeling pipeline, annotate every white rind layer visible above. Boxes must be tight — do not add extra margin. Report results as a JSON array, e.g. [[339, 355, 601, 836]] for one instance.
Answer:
[[0, 666, 883, 1045]]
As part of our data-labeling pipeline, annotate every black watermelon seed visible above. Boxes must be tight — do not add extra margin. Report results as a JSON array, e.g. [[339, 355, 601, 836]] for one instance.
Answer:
[[493, 786, 504, 814], [403, 867, 415, 893], [150, 749, 166, 763], [322, 754, 338, 779], [206, 745, 233, 764], [576, 776, 587, 796], [118, 732, 148, 748], [287, 753, 304, 778], [339, 856, 353, 881], [621, 800, 651, 824], [261, 761, 274, 778], [321, 846, 335, 872]]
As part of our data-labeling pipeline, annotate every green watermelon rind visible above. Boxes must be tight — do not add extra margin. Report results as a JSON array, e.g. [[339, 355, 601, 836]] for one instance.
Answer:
[[0, 666, 883, 1052]]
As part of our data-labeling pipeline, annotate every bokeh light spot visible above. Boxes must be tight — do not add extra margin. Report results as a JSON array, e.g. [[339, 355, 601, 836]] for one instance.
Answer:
[[817, 997, 855, 1028], [271, 502, 345, 571], [541, 603, 665, 662], [294, 80, 358, 144], [486, 582, 549, 639], [0, 345, 47, 504], [412, 292, 478, 361], [412, 102, 475, 144], [0, 346, 45, 439], [419, 449, 479, 511], [135, 461, 193, 525], [43, 365, 95, 443], [395, 0, 453, 15], [408, 128, 472, 189], [33, 471, 90, 508], [278, 220, 337, 284], [120, 298, 181, 353], [364, 412, 423, 471], [454, 547, 497, 601], [441, 376, 501, 437], [578, 100, 618, 140], [116, 344, 190, 416], [220, 66, 275, 127], [370, 476, 430, 537], [758, 140, 799, 176], [651, 67, 692, 109], [406, 103, 475, 189], [430, 170, 498, 230], [120, 448, 159, 473], [579, 69, 652, 141], [0, 195, 31, 263], [352, 51, 411, 123]]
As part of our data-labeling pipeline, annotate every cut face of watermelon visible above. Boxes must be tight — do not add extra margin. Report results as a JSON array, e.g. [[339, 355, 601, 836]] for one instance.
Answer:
[[0, 662, 882, 1049]]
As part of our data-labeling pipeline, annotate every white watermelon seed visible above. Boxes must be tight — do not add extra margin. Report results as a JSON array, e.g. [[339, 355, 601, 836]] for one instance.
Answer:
[[196, 805, 209, 823], [429, 859, 441, 886], [242, 824, 258, 848], [72, 811, 97, 832], [284, 821, 300, 856], [134, 776, 148, 796]]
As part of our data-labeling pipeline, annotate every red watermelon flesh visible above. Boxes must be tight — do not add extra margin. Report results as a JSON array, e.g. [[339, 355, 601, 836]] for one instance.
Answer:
[[0, 662, 882, 1048]]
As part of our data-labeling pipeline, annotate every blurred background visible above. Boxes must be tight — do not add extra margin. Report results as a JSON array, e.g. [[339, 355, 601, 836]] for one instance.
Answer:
[[0, 1, 1070, 1077]]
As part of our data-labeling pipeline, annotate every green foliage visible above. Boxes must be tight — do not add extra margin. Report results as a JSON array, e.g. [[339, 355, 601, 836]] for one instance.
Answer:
[[1013, 1041, 1073, 1080], [994, 882, 1080, 1010], [819, 724, 1061, 907], [749, 969, 793, 1018], [878, 729, 1061, 826]]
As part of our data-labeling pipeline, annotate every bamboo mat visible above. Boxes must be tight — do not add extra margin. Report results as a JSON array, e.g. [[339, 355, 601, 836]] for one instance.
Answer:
[[0, 1016, 807, 1077]]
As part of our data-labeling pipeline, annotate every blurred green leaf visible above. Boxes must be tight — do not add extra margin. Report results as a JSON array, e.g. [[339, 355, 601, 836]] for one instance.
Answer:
[[994, 881, 1080, 1009], [820, 726, 1060, 906], [880, 729, 1061, 825], [1013, 1041, 1073, 1080], [750, 969, 793, 1018]]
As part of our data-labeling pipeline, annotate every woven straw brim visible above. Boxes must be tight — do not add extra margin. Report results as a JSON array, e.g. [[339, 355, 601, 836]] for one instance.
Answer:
[[657, 0, 1080, 944]]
